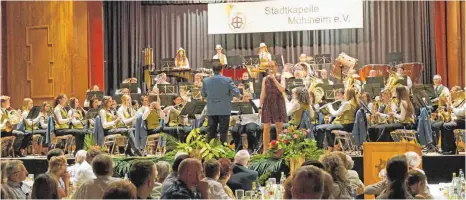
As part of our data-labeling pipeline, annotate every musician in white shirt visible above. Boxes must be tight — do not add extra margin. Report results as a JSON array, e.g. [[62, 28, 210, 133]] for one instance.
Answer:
[[117, 95, 137, 127], [258, 43, 271, 66], [230, 92, 260, 151], [296, 54, 313, 76], [212, 44, 227, 65], [175, 47, 190, 68], [318, 69, 334, 85]]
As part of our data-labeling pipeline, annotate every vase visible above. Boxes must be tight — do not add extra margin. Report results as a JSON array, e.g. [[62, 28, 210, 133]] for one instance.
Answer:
[[289, 156, 305, 175]]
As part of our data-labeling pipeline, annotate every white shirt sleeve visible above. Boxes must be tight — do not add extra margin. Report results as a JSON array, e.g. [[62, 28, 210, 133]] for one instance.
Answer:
[[287, 100, 301, 116], [22, 110, 41, 126], [54, 106, 70, 125], [407, 77, 413, 89], [100, 109, 116, 129], [142, 107, 150, 120], [68, 110, 83, 126], [117, 106, 135, 125], [39, 115, 48, 129], [393, 101, 407, 122], [328, 101, 351, 117], [453, 103, 466, 118]]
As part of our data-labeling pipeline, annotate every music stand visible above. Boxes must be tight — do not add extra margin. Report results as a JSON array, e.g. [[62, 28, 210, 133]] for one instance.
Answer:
[[227, 56, 243, 66], [113, 94, 123, 104], [180, 101, 206, 119], [178, 82, 194, 92], [386, 52, 403, 66], [159, 95, 176, 108], [160, 58, 176, 69], [148, 95, 158, 103], [365, 77, 384, 86], [243, 55, 260, 66], [413, 84, 435, 99], [121, 83, 138, 93], [272, 54, 284, 67], [190, 88, 202, 99], [363, 83, 383, 98], [314, 54, 332, 70], [26, 106, 42, 135], [85, 108, 101, 120], [86, 91, 103, 101], [157, 84, 177, 95], [321, 84, 344, 101], [231, 102, 254, 115], [286, 78, 305, 90]]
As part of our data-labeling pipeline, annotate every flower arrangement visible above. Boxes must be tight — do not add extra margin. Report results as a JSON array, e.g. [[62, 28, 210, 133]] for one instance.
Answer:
[[267, 125, 322, 161]]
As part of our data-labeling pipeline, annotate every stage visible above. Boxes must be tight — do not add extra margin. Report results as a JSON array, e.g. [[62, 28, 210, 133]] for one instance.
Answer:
[[2, 153, 464, 184]]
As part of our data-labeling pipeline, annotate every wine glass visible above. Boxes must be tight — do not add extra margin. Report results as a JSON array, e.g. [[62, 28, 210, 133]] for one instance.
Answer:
[[235, 189, 245, 200]]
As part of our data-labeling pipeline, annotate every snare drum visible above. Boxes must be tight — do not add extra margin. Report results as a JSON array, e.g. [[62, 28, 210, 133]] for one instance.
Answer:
[[331, 53, 358, 80]]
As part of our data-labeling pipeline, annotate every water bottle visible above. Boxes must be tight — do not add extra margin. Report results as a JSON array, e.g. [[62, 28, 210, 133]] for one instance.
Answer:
[[280, 172, 286, 185], [459, 169, 464, 183]]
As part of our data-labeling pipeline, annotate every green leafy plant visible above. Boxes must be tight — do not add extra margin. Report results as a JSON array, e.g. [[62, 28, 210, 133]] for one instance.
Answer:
[[84, 133, 106, 152], [175, 128, 235, 160]]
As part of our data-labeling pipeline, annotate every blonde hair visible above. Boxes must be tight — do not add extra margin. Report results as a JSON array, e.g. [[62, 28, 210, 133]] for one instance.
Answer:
[[22, 98, 33, 111], [48, 155, 67, 174]]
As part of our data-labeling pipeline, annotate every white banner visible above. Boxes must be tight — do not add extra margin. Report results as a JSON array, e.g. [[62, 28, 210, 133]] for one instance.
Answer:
[[208, 0, 363, 34]]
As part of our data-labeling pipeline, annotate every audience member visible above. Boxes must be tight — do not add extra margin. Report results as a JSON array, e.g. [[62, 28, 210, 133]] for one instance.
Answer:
[[407, 170, 432, 199], [47, 148, 64, 161], [161, 154, 189, 192], [102, 180, 137, 199], [320, 153, 353, 199], [345, 154, 364, 195], [47, 155, 70, 198], [321, 171, 335, 199], [74, 148, 101, 186], [376, 155, 412, 199], [5, 160, 31, 199], [1, 161, 14, 199], [129, 160, 157, 199], [290, 165, 324, 199], [218, 158, 236, 199], [31, 173, 59, 199], [161, 158, 209, 199], [72, 154, 120, 199], [404, 151, 424, 174], [228, 150, 258, 191], [68, 150, 86, 183], [283, 160, 333, 199], [202, 159, 230, 199], [152, 161, 170, 199]]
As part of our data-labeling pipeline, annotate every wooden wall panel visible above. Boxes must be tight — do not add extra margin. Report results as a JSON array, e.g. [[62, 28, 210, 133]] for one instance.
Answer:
[[5, 1, 89, 108]]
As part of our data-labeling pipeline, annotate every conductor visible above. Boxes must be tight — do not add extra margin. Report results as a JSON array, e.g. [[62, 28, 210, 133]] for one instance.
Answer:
[[201, 62, 239, 143]]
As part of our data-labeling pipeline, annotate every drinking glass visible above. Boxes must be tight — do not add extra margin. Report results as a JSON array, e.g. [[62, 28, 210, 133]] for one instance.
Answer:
[[245, 191, 254, 199], [235, 189, 245, 200]]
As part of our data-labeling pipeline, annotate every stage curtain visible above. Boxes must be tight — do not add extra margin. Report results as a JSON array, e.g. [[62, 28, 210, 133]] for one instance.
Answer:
[[434, 1, 466, 88], [104, 1, 143, 94], [104, 1, 436, 93]]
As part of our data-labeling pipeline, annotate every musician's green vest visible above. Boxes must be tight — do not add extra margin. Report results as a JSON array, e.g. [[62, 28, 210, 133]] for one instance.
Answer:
[[55, 107, 69, 130], [118, 109, 131, 128], [105, 111, 117, 130], [71, 110, 84, 129], [399, 103, 415, 124], [146, 110, 161, 130], [289, 103, 311, 126], [169, 108, 184, 127], [333, 100, 357, 125]]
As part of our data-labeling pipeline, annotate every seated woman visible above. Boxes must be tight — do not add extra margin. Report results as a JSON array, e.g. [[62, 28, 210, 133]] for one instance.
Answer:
[[117, 95, 137, 128], [53, 94, 85, 152], [163, 96, 192, 141], [99, 96, 142, 156], [230, 92, 260, 151], [86, 97, 100, 130], [381, 86, 416, 140], [21, 98, 41, 147], [287, 87, 312, 127], [315, 88, 359, 151], [68, 97, 87, 131], [142, 101, 165, 134], [407, 170, 433, 199]]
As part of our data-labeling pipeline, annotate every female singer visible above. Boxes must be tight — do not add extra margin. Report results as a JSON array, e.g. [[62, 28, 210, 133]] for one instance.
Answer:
[[315, 87, 359, 152], [163, 96, 191, 141], [287, 87, 311, 126], [142, 101, 165, 134], [68, 97, 85, 130], [53, 94, 85, 152], [100, 96, 142, 156], [259, 61, 287, 153], [175, 48, 190, 68]]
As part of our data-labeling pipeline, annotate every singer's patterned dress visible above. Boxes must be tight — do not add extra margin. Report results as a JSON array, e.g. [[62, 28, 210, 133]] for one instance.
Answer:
[[261, 75, 288, 124]]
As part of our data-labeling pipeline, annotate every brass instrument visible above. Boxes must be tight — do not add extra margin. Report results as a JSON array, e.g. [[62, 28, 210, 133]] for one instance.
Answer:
[[307, 75, 324, 104], [3, 108, 22, 132], [369, 97, 380, 126], [384, 69, 403, 94]]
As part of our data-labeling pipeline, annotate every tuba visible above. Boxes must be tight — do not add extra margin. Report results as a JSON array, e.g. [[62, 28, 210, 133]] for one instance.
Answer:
[[3, 109, 22, 132]]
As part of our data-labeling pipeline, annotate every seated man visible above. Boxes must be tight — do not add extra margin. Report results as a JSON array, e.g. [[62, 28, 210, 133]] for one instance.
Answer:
[[5, 160, 31, 199], [74, 148, 101, 187], [161, 158, 210, 199], [129, 160, 157, 199], [72, 154, 121, 199], [227, 150, 258, 191], [291, 165, 324, 199], [142, 101, 165, 134], [230, 92, 260, 151], [161, 154, 189, 193], [202, 159, 230, 199]]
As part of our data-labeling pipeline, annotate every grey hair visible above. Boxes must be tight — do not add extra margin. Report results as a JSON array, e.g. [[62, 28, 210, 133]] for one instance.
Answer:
[[234, 150, 250, 165], [404, 151, 422, 168], [5, 160, 23, 179], [75, 150, 87, 163], [155, 161, 171, 180], [433, 74, 442, 80], [293, 87, 310, 105], [345, 155, 354, 170]]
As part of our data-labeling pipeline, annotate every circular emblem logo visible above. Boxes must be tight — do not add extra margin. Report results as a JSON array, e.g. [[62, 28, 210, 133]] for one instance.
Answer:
[[228, 12, 246, 32]]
